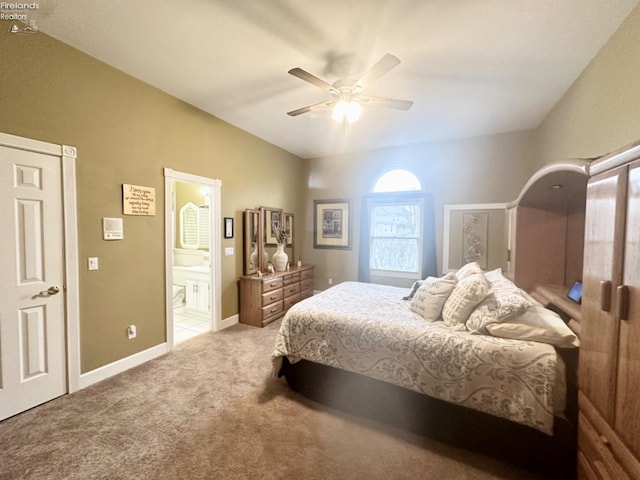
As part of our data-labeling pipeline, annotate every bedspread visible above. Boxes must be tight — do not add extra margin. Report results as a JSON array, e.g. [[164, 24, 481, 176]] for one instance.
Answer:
[[272, 281, 560, 434]]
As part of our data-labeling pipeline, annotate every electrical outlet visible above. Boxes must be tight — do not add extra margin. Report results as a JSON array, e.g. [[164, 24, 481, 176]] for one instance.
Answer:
[[328, 277, 333, 285], [127, 325, 136, 339]]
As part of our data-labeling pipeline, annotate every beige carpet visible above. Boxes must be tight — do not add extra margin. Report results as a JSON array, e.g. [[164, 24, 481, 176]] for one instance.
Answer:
[[0, 321, 553, 480]]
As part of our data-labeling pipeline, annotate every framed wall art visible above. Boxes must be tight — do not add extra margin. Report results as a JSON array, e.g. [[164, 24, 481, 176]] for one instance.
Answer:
[[313, 199, 351, 250], [442, 203, 507, 273], [224, 217, 234, 239]]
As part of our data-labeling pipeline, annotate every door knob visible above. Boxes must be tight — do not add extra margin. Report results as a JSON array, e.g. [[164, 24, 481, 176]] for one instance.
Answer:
[[39, 286, 60, 296]]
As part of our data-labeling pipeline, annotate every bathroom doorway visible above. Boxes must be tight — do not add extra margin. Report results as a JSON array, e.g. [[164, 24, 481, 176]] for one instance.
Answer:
[[164, 169, 222, 349]]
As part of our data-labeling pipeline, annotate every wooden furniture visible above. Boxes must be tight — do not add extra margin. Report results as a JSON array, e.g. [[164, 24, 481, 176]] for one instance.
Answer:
[[239, 265, 313, 327], [506, 159, 590, 293], [242, 207, 295, 276], [577, 140, 640, 480]]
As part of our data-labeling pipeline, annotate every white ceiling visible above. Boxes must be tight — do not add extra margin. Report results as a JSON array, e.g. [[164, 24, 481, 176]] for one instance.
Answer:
[[30, 0, 638, 159]]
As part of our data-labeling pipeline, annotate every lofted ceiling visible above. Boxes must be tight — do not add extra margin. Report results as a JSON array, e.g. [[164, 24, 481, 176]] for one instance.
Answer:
[[28, 0, 638, 159]]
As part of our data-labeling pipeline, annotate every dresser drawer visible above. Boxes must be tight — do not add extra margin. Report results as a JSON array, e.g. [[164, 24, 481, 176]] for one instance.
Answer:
[[283, 282, 300, 297], [262, 300, 283, 321], [301, 278, 313, 292], [301, 268, 313, 280], [283, 272, 300, 285], [262, 288, 283, 306], [262, 277, 283, 293], [283, 293, 300, 310]]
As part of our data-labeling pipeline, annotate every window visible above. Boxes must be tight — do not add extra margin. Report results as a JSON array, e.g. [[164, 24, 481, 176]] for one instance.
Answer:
[[369, 169, 424, 278]]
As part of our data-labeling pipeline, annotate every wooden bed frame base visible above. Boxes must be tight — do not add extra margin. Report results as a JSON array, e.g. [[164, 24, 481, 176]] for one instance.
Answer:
[[281, 357, 577, 479]]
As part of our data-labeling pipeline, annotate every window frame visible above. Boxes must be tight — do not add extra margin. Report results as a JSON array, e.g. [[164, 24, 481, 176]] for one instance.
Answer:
[[367, 168, 426, 282]]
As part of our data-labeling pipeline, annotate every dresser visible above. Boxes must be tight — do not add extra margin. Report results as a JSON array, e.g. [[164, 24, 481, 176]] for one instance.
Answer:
[[577, 142, 640, 479], [239, 265, 313, 327]]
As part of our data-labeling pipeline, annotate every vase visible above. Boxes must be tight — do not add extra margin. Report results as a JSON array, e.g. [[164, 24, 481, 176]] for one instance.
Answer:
[[272, 243, 288, 272]]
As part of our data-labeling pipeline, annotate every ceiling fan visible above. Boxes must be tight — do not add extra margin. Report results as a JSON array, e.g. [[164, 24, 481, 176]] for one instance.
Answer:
[[287, 53, 413, 123]]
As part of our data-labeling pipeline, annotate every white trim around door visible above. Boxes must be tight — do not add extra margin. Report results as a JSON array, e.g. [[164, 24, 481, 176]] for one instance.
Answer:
[[164, 168, 222, 350], [0, 132, 80, 394]]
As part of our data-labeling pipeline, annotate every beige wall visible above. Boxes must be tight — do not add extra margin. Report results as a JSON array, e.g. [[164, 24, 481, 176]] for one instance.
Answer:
[[0, 25, 306, 372], [302, 131, 536, 289], [533, 4, 640, 167]]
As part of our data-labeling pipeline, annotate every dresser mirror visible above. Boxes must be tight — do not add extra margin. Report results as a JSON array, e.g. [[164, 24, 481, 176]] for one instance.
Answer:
[[260, 206, 283, 272], [243, 209, 261, 275], [243, 207, 295, 275], [283, 212, 295, 264]]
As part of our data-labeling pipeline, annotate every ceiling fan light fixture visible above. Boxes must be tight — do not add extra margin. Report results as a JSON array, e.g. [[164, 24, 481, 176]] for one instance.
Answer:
[[332, 99, 362, 124]]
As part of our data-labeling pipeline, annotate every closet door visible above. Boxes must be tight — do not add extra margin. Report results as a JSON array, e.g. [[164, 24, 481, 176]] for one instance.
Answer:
[[580, 165, 627, 421], [615, 159, 640, 457]]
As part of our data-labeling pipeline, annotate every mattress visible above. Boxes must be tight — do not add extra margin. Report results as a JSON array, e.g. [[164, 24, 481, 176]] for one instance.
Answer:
[[272, 281, 564, 435]]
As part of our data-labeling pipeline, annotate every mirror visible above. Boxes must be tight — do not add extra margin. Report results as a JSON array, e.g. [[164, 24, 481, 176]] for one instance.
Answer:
[[283, 212, 295, 265], [243, 209, 261, 275], [179, 202, 200, 249], [243, 207, 296, 275], [260, 206, 283, 271]]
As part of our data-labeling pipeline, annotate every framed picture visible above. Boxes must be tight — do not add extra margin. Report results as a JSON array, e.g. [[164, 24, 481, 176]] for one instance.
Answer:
[[442, 203, 507, 272], [224, 217, 234, 239], [263, 208, 282, 245], [313, 199, 351, 249]]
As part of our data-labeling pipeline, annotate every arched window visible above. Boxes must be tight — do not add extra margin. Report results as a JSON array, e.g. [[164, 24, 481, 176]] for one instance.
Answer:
[[372, 169, 422, 193], [359, 169, 436, 285]]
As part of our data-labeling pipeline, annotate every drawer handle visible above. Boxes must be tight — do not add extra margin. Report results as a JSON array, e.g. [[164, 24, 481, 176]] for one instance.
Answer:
[[600, 280, 612, 312], [270, 307, 278, 313], [270, 295, 278, 300]]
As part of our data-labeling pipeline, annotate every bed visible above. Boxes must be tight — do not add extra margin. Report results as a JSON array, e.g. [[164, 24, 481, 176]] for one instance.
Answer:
[[271, 266, 579, 474]]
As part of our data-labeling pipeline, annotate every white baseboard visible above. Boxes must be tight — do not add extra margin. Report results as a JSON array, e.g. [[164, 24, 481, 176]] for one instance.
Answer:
[[77, 314, 239, 391], [219, 314, 238, 330], [78, 343, 168, 390]]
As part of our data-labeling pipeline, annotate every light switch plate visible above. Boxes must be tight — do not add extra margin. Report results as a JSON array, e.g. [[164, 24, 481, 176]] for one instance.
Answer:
[[88, 257, 99, 270], [224, 247, 234, 256]]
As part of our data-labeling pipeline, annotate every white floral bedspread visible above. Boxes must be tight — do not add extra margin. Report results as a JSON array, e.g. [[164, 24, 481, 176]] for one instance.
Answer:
[[272, 281, 559, 435]]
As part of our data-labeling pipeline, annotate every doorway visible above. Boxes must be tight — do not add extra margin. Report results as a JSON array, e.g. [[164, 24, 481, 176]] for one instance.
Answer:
[[164, 169, 222, 349], [0, 132, 80, 420]]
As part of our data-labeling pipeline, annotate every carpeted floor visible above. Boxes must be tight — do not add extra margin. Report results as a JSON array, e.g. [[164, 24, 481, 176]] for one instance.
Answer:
[[0, 320, 555, 479]]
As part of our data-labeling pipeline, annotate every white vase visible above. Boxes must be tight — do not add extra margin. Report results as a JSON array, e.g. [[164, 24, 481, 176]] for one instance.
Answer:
[[272, 243, 288, 272]]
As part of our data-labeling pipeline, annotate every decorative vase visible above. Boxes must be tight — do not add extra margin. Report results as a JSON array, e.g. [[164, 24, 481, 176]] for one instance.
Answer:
[[272, 243, 288, 272], [250, 244, 269, 271], [250, 243, 258, 270]]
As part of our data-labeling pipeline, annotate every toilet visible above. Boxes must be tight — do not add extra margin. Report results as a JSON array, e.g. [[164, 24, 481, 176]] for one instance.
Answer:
[[172, 284, 185, 308]]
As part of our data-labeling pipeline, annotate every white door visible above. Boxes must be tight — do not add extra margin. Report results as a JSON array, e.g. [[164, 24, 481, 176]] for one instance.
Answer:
[[0, 145, 67, 420]]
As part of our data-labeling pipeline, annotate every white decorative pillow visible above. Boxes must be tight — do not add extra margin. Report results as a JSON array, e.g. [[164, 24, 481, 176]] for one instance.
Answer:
[[466, 268, 533, 334], [442, 273, 490, 329], [486, 304, 580, 348], [409, 275, 457, 321], [454, 261, 483, 281]]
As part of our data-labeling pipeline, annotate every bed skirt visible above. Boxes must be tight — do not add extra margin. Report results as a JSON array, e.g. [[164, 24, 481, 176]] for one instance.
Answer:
[[281, 356, 577, 478]]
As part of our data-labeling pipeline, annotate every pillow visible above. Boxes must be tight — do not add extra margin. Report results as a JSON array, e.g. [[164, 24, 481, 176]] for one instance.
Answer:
[[442, 273, 490, 329], [409, 275, 457, 322], [403, 280, 424, 300], [466, 269, 533, 334], [486, 303, 580, 348], [454, 261, 483, 281]]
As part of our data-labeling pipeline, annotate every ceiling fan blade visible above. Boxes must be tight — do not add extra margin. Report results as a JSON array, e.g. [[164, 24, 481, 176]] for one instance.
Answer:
[[359, 95, 413, 111], [287, 100, 336, 117], [355, 54, 401, 90], [288, 68, 337, 93]]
